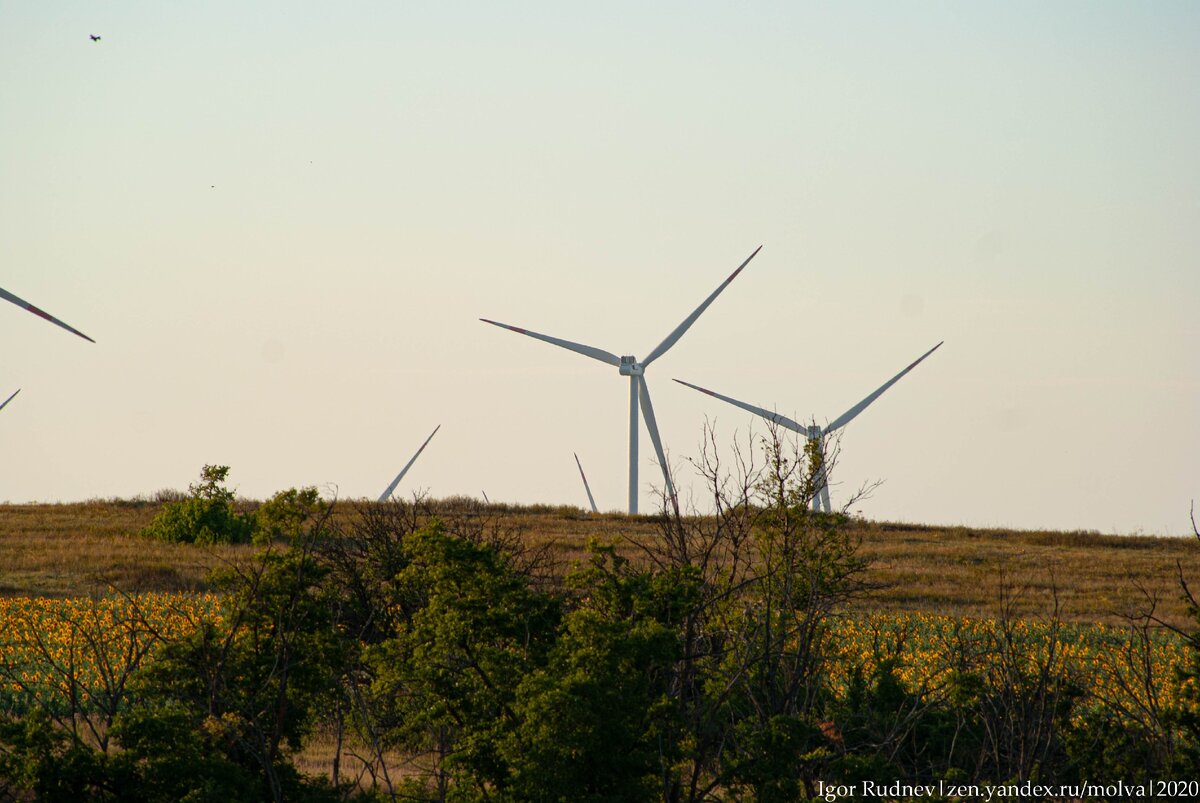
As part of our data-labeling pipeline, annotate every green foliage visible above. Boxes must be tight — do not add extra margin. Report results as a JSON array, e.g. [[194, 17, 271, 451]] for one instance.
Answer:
[[6, 455, 1199, 799], [0, 520, 350, 802], [112, 542, 346, 802], [140, 465, 254, 545], [109, 701, 262, 803], [365, 522, 561, 797], [0, 711, 120, 802], [500, 544, 686, 802], [253, 486, 325, 545]]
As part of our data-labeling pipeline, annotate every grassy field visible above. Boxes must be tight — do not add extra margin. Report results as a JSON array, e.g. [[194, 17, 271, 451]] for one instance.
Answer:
[[2, 498, 1198, 629]]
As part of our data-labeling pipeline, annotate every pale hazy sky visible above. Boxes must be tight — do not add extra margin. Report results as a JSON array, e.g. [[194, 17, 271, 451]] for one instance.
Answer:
[[2, 2, 1197, 535]]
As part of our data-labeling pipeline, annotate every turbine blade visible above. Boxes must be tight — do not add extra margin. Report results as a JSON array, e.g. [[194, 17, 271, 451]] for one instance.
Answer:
[[641, 246, 761, 367], [0, 287, 95, 343], [826, 341, 944, 433], [379, 424, 441, 502], [574, 452, 599, 514], [673, 378, 807, 434], [0, 388, 20, 412], [479, 318, 621, 367], [637, 377, 679, 515]]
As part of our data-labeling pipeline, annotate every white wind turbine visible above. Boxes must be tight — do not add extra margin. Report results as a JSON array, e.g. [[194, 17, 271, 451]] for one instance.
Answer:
[[1, 287, 94, 343], [675, 341, 942, 512], [574, 452, 599, 514], [378, 425, 440, 502], [482, 246, 762, 515]]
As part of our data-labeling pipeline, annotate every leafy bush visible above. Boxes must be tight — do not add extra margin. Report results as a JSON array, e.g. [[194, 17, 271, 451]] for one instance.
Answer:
[[253, 486, 325, 546], [140, 465, 254, 545]]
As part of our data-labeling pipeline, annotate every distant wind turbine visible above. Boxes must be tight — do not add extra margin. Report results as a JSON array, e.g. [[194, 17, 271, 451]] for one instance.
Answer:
[[482, 246, 761, 515], [574, 452, 598, 514], [675, 341, 942, 512], [1, 287, 94, 343], [378, 425, 440, 502], [0, 389, 19, 412]]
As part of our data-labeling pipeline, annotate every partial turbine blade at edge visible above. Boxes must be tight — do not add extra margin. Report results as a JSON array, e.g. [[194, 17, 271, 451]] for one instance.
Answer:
[[479, 318, 621, 367], [636, 377, 679, 516], [0, 287, 95, 343], [673, 378, 807, 434], [0, 389, 20, 412], [825, 341, 944, 434], [379, 424, 441, 502], [574, 452, 599, 514], [641, 245, 762, 367]]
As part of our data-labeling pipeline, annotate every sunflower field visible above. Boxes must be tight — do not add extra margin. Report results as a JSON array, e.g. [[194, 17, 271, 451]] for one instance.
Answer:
[[0, 593, 222, 716]]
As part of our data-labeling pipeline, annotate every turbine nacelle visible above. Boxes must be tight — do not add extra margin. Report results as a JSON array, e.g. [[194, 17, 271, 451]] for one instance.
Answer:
[[618, 356, 644, 376]]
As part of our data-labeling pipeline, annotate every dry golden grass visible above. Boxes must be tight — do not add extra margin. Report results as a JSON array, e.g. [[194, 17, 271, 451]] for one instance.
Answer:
[[0, 501, 251, 597], [855, 519, 1200, 629], [1, 499, 1197, 628]]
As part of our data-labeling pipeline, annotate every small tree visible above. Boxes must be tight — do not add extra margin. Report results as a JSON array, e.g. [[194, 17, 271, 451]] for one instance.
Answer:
[[501, 543, 689, 802], [364, 522, 561, 799], [113, 521, 346, 803], [253, 486, 324, 546], [141, 465, 255, 545]]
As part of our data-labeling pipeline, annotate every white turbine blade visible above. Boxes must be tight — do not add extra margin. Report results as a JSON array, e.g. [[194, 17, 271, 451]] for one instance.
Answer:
[[573, 452, 599, 514], [0, 287, 95, 343], [379, 424, 441, 502], [480, 318, 621, 367], [641, 246, 762, 367], [673, 378, 807, 434], [826, 341, 944, 433], [0, 388, 19, 412], [636, 377, 679, 514]]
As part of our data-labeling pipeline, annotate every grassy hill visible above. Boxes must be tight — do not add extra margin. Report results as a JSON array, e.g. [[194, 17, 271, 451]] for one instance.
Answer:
[[2, 498, 1197, 629]]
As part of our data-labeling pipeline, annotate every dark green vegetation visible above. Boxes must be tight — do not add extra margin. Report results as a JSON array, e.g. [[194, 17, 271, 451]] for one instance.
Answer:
[[1, 441, 1199, 800], [140, 465, 325, 547]]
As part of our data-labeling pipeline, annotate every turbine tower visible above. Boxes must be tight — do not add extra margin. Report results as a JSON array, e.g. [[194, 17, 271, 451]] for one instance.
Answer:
[[482, 246, 761, 515], [574, 452, 599, 514], [675, 341, 942, 512], [379, 425, 441, 502], [1, 287, 94, 342]]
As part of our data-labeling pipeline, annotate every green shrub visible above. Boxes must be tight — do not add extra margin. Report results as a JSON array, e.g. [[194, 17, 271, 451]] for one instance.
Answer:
[[253, 486, 325, 546], [140, 465, 254, 545]]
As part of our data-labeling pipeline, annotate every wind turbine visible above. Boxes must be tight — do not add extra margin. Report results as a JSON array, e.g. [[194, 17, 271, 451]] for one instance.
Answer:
[[674, 341, 942, 512], [574, 452, 599, 514], [0, 389, 19, 412], [378, 425, 440, 502], [1, 287, 94, 343], [482, 246, 762, 515]]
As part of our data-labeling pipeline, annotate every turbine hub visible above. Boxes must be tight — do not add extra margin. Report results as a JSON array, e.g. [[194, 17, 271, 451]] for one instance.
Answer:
[[618, 356, 644, 376]]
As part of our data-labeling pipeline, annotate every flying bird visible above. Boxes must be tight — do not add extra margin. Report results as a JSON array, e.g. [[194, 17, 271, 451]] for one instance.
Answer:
[[89, 35, 101, 42]]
